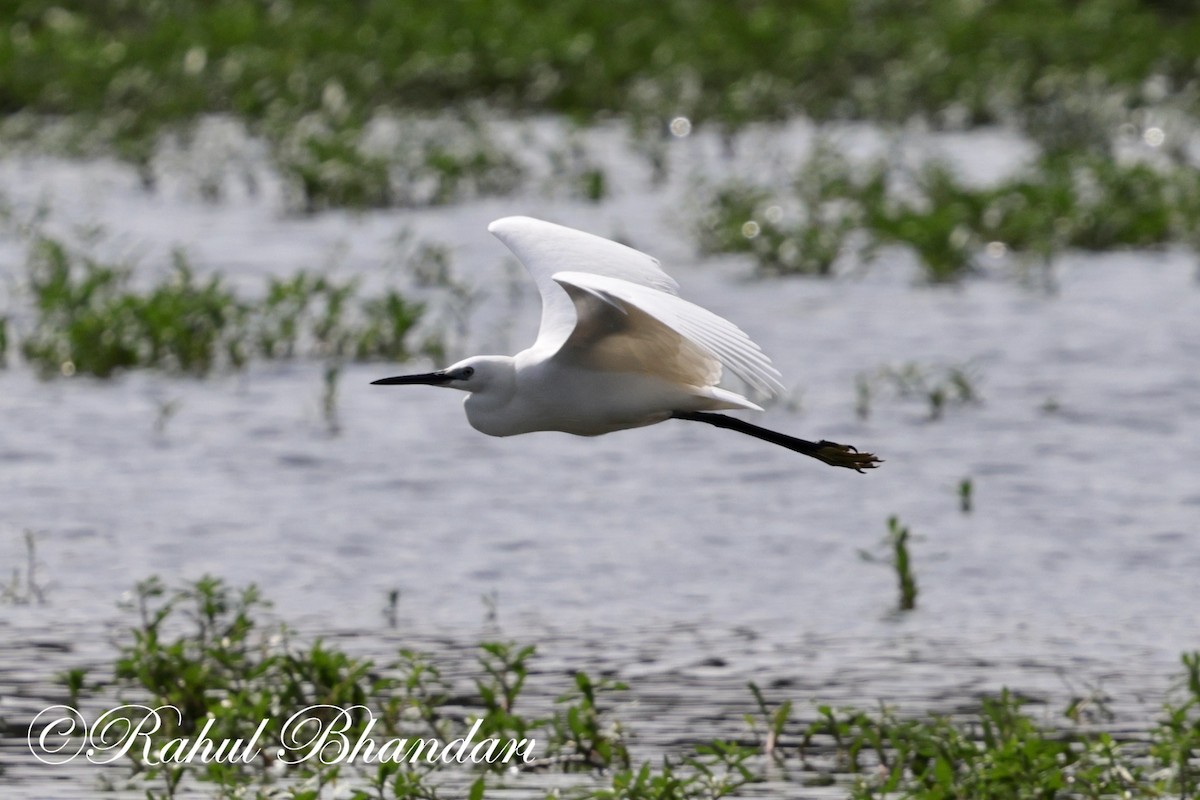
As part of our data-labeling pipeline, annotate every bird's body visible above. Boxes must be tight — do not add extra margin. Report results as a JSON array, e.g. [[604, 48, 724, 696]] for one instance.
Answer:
[[463, 353, 749, 438], [373, 217, 880, 471]]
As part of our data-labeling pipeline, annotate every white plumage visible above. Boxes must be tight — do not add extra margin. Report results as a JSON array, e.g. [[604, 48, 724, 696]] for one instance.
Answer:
[[373, 216, 880, 471]]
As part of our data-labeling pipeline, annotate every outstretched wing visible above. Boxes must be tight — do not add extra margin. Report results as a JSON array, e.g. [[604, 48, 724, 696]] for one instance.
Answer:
[[488, 216, 679, 355], [552, 271, 785, 398]]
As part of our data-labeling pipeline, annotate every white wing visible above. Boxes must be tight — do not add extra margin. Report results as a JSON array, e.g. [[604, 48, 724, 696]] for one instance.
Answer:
[[552, 271, 785, 398], [488, 216, 679, 354]]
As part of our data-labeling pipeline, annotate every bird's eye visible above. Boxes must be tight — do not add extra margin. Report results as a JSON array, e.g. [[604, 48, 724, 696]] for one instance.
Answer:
[[461, 367, 475, 378]]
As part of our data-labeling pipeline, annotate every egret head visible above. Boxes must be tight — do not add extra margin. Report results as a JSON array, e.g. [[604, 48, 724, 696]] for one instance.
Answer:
[[371, 355, 513, 395]]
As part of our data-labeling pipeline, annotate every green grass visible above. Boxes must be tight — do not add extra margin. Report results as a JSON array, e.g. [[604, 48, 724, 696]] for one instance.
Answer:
[[4, 1, 1200, 212], [888, 516, 918, 611], [21, 241, 248, 377], [853, 361, 982, 419], [273, 113, 526, 212], [54, 575, 1200, 799], [697, 147, 1200, 282], [16, 236, 428, 378], [5, 0, 1200, 252], [859, 517, 919, 612], [1, 529, 45, 605], [958, 478, 974, 514], [5, 1, 1200, 134], [84, 576, 638, 798], [694, 143, 885, 277], [0, 313, 9, 366], [806, 691, 1143, 799]]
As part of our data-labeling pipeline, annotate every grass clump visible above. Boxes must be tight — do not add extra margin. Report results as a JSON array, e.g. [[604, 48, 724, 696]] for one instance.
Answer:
[[21, 239, 245, 378], [55, 575, 1200, 800], [794, 675, 1200, 800], [1, 530, 46, 605], [1152, 651, 1200, 798], [109, 576, 438, 797], [0, 314, 9, 367], [16, 236, 427, 378], [75, 577, 636, 798], [253, 270, 424, 363], [582, 664, 1200, 800], [697, 147, 1200, 283], [859, 516, 919, 612], [888, 517, 918, 612], [958, 478, 974, 514], [855, 361, 982, 421], [273, 113, 525, 213], [982, 152, 1195, 253], [5, 1, 1200, 152], [8, 1, 1200, 216], [695, 146, 883, 277], [548, 671, 632, 772]]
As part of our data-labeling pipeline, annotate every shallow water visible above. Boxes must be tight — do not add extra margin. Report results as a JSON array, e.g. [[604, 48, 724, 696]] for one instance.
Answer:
[[1, 120, 1198, 796]]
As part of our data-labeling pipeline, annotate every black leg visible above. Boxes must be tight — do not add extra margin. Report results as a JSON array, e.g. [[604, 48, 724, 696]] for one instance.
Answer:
[[671, 411, 882, 472]]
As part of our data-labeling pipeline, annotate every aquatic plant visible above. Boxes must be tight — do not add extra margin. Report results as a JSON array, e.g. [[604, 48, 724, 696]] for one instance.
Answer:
[[694, 182, 777, 258], [474, 641, 536, 744], [20, 239, 245, 378], [320, 363, 341, 435], [52, 575, 1200, 799], [66, 577, 638, 797], [802, 683, 1200, 800], [747, 681, 793, 768], [858, 516, 919, 612], [275, 114, 397, 212], [1151, 651, 1200, 798], [866, 162, 986, 282], [272, 113, 526, 213], [547, 671, 632, 772], [56, 666, 89, 709], [5, 1, 1200, 163], [888, 516, 918, 612], [958, 477, 974, 514], [383, 588, 402, 629], [854, 361, 982, 421], [694, 146, 884, 277], [544, 133, 610, 202], [979, 151, 1192, 254], [17, 237, 427, 378], [697, 148, 1200, 283], [1, 529, 46, 605], [109, 577, 419, 797]]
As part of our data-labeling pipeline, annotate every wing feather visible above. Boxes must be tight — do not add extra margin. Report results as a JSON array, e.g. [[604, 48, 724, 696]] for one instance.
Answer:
[[554, 280, 722, 388], [488, 216, 678, 354], [552, 271, 785, 398]]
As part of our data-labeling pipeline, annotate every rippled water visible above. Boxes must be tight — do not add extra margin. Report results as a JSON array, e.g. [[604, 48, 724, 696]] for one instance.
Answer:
[[1, 120, 1198, 796]]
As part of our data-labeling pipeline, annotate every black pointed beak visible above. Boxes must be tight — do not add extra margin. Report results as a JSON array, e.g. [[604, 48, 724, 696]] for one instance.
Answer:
[[371, 371, 454, 386]]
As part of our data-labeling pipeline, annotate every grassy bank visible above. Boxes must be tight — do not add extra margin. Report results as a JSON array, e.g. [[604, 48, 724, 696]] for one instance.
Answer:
[[40, 576, 1200, 800], [5, 1, 1199, 133], [695, 145, 1200, 282], [4, 1, 1200, 170]]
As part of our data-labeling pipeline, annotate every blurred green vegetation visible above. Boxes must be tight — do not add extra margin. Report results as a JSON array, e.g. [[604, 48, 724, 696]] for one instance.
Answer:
[[19, 236, 427, 378], [2, 0, 1198, 146], [2, 0, 1199, 260], [696, 147, 1200, 282]]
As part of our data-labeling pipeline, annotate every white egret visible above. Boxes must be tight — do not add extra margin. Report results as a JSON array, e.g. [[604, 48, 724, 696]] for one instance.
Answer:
[[373, 217, 880, 471]]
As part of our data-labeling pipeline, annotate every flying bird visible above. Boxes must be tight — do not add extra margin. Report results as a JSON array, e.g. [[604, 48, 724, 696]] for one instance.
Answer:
[[373, 217, 880, 471]]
